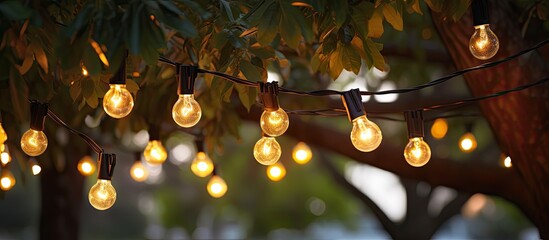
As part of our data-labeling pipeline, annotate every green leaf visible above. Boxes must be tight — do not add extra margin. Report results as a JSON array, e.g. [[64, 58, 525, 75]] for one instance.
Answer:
[[235, 84, 257, 112], [339, 43, 361, 74], [256, 3, 280, 46], [239, 61, 263, 82], [328, 49, 343, 80], [363, 38, 386, 70], [126, 79, 140, 95], [382, 3, 403, 31], [0, 0, 32, 20], [8, 68, 29, 121], [69, 81, 82, 101], [82, 78, 95, 99], [368, 11, 384, 38]]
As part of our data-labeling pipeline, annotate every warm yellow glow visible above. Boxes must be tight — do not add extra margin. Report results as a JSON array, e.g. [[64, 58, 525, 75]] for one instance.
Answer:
[[1, 152, 10, 165], [0, 170, 16, 191], [469, 24, 499, 60], [403, 137, 431, 167], [266, 162, 286, 182], [207, 175, 227, 198], [172, 94, 202, 128], [503, 156, 512, 168], [350, 115, 382, 152], [430, 118, 448, 139], [260, 108, 289, 137], [0, 123, 7, 144], [88, 179, 116, 210], [144, 140, 168, 165], [130, 161, 148, 182], [292, 142, 312, 165], [253, 136, 281, 165], [78, 155, 96, 176], [459, 132, 477, 153], [103, 84, 134, 118], [31, 162, 42, 175], [20, 129, 48, 156], [82, 66, 89, 76], [463, 193, 487, 218], [89, 39, 109, 66], [191, 152, 214, 177]]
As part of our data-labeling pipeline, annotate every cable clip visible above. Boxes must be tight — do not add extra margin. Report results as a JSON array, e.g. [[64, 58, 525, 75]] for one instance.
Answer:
[[29, 100, 48, 131], [258, 82, 280, 111], [177, 65, 198, 95], [341, 89, 365, 122], [472, 0, 489, 26], [98, 152, 116, 180], [404, 110, 424, 138]]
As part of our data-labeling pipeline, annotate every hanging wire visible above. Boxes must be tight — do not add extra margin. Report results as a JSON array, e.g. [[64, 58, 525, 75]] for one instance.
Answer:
[[47, 110, 103, 154]]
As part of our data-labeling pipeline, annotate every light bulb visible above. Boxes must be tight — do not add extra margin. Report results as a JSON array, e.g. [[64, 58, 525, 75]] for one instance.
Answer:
[[103, 84, 134, 118], [430, 118, 448, 140], [78, 155, 96, 176], [1, 152, 10, 165], [30, 159, 41, 175], [350, 115, 382, 152], [292, 142, 312, 165], [0, 170, 16, 191], [260, 108, 289, 137], [0, 123, 7, 144], [469, 24, 499, 60], [20, 129, 48, 156], [266, 162, 286, 182], [88, 179, 117, 210], [172, 94, 202, 128], [404, 137, 431, 167], [459, 132, 477, 153], [207, 175, 227, 198], [253, 136, 281, 165], [143, 140, 168, 165], [191, 152, 214, 177], [130, 161, 148, 182]]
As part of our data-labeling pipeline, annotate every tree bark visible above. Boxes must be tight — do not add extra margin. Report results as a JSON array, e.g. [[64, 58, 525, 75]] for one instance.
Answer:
[[430, 2, 549, 237]]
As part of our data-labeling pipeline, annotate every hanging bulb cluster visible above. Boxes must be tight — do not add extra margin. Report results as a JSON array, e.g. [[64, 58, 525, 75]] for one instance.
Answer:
[[88, 152, 117, 210], [21, 101, 49, 157], [191, 139, 214, 177], [103, 54, 134, 118], [78, 155, 96, 176], [292, 142, 312, 165], [207, 168, 227, 198], [143, 126, 167, 165], [254, 82, 285, 165], [469, 0, 499, 60], [403, 110, 431, 167], [130, 152, 148, 182], [342, 89, 382, 152], [172, 65, 202, 128]]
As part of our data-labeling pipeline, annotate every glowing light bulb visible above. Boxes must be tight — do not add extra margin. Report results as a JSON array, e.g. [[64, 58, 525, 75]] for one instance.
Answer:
[[253, 136, 281, 165], [459, 132, 477, 153], [1, 152, 10, 165], [469, 24, 499, 60], [0, 123, 7, 144], [292, 142, 312, 165], [430, 118, 448, 139], [82, 66, 89, 76], [172, 94, 202, 128], [88, 179, 116, 210], [404, 137, 431, 167], [130, 161, 148, 182], [103, 84, 134, 118], [30, 159, 41, 175], [503, 156, 512, 168], [78, 155, 96, 176], [260, 108, 289, 137], [191, 152, 214, 177], [207, 175, 227, 198], [266, 162, 286, 182], [350, 115, 382, 152], [143, 140, 168, 165], [20, 129, 48, 156], [0, 170, 16, 191]]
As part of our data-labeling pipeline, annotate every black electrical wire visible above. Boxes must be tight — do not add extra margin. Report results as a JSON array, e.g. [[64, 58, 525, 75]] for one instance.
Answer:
[[47, 110, 103, 154]]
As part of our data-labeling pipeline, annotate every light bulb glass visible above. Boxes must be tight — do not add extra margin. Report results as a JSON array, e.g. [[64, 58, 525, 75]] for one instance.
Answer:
[[103, 84, 134, 118], [30, 159, 41, 175], [1, 152, 10, 165], [430, 118, 448, 139], [207, 175, 227, 198], [21, 129, 48, 156], [144, 140, 168, 165], [469, 24, 499, 60], [88, 179, 116, 210], [459, 132, 477, 153], [78, 155, 96, 176], [0, 170, 16, 191], [266, 162, 286, 182], [503, 156, 512, 168], [253, 136, 281, 165], [260, 108, 289, 137], [130, 161, 148, 182], [191, 152, 214, 177], [172, 94, 202, 128], [404, 137, 431, 167], [292, 142, 312, 165], [0, 123, 7, 144], [350, 115, 382, 152]]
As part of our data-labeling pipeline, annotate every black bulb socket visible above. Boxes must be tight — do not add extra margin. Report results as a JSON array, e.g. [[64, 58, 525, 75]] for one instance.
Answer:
[[29, 101, 48, 131], [109, 52, 127, 85], [148, 125, 160, 141], [177, 65, 198, 95], [258, 82, 280, 111], [195, 138, 205, 153], [404, 110, 424, 139], [472, 0, 489, 26], [341, 89, 365, 122], [98, 152, 116, 180]]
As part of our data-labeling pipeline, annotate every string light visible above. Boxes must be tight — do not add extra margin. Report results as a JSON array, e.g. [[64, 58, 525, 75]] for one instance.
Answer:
[[266, 162, 286, 182], [130, 160, 148, 182], [207, 172, 227, 198], [0, 122, 7, 144], [0, 169, 16, 191], [191, 139, 214, 177], [143, 126, 167, 165], [342, 89, 382, 152], [403, 111, 431, 167], [430, 118, 448, 139], [258, 82, 289, 137], [253, 134, 282, 165], [1, 149, 11, 166], [503, 156, 512, 168], [29, 158, 41, 175], [470, 0, 499, 60], [78, 155, 96, 176], [89, 153, 117, 210], [20, 101, 49, 157], [459, 124, 478, 153], [172, 65, 201, 128], [103, 55, 134, 118], [292, 142, 312, 165]]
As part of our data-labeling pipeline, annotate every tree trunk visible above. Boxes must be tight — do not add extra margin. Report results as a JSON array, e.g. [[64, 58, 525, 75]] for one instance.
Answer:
[[431, 2, 549, 237]]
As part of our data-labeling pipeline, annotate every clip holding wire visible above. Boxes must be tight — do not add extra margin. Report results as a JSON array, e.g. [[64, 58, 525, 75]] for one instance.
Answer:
[[341, 89, 365, 122], [404, 110, 425, 138], [98, 152, 116, 180], [258, 82, 280, 111], [29, 100, 48, 131], [177, 65, 198, 95]]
